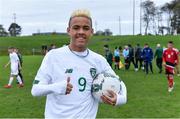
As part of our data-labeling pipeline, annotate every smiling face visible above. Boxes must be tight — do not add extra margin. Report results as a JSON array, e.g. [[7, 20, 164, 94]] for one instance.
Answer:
[[67, 16, 93, 52]]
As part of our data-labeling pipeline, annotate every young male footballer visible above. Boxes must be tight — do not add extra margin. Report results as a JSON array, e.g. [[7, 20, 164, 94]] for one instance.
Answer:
[[4, 47, 24, 88], [163, 41, 178, 92], [31, 9, 127, 118]]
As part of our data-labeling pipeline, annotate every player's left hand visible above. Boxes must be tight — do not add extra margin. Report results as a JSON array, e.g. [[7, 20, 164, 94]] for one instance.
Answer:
[[101, 90, 117, 106]]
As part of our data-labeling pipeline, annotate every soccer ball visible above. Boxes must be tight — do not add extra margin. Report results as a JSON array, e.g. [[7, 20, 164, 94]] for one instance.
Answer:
[[92, 72, 121, 102]]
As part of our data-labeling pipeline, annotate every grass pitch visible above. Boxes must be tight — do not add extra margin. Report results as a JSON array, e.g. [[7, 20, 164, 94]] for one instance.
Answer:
[[0, 55, 180, 118], [0, 35, 180, 118]]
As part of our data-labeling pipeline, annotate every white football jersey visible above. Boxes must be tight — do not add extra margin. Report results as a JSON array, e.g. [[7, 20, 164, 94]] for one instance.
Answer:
[[9, 52, 19, 75], [10, 52, 19, 65], [33, 46, 125, 118]]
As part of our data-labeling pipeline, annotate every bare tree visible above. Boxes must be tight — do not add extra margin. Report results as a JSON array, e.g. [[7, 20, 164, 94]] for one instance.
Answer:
[[141, 0, 157, 35], [161, 0, 180, 34], [171, 0, 180, 34], [161, 3, 174, 34], [157, 9, 163, 35]]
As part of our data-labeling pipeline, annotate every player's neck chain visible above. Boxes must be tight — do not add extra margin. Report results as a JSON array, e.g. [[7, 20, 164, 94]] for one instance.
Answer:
[[68, 46, 89, 58]]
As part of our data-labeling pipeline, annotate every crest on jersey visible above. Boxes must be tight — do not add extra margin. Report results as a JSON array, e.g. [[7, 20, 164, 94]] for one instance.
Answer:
[[90, 68, 97, 79]]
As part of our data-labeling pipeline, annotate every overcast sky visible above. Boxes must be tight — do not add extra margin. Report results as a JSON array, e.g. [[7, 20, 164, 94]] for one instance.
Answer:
[[0, 0, 172, 35]]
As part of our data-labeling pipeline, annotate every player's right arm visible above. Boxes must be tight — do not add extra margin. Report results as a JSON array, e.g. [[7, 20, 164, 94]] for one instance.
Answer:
[[162, 50, 166, 66], [31, 52, 73, 97], [4, 61, 10, 68], [31, 78, 72, 96]]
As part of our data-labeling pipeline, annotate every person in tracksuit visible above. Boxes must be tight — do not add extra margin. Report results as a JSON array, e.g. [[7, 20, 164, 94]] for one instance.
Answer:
[[135, 44, 144, 71], [142, 43, 153, 74], [154, 44, 163, 73], [127, 44, 137, 71]]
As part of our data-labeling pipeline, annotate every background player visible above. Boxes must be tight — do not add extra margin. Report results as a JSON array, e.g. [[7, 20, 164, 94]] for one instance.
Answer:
[[4, 47, 24, 88], [163, 41, 178, 92]]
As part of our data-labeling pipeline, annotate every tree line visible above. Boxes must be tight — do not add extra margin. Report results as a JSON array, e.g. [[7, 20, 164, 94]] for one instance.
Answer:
[[141, 0, 180, 35]]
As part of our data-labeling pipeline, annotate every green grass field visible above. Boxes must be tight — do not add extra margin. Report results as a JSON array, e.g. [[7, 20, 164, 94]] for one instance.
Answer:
[[0, 35, 180, 118]]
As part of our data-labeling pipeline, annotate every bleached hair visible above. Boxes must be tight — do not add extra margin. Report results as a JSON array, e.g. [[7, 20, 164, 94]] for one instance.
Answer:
[[71, 9, 91, 18], [68, 9, 92, 27]]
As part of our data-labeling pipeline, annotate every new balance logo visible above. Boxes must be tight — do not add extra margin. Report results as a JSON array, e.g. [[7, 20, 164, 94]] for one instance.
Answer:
[[65, 69, 73, 73], [90, 68, 96, 79]]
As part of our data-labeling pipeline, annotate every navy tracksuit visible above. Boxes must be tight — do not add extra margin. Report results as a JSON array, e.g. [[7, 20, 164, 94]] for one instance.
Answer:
[[142, 47, 153, 74]]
